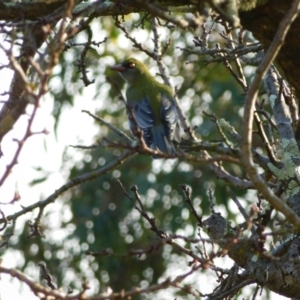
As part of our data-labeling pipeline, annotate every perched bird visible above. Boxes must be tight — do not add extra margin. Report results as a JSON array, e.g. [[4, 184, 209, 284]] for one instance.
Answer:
[[110, 58, 180, 155]]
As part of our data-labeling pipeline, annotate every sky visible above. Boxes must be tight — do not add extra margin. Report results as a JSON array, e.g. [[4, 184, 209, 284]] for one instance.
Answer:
[[0, 56, 102, 299]]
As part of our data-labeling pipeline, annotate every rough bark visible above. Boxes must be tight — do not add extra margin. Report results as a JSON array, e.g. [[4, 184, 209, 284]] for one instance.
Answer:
[[240, 0, 300, 99]]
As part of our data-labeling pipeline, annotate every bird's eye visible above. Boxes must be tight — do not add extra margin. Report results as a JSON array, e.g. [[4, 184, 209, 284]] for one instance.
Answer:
[[129, 62, 135, 68]]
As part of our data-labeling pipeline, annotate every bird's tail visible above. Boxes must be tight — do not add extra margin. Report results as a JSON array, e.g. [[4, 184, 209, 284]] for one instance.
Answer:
[[151, 124, 176, 156]]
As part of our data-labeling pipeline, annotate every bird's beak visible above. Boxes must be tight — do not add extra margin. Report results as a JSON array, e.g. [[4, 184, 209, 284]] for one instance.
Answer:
[[110, 64, 126, 72]]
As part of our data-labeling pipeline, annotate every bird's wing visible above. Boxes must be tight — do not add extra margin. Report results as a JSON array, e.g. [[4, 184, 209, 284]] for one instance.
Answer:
[[160, 95, 180, 142], [134, 98, 155, 128], [132, 97, 155, 145]]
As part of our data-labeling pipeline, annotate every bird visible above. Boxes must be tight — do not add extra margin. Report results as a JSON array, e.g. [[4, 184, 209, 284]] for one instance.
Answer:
[[110, 58, 180, 156]]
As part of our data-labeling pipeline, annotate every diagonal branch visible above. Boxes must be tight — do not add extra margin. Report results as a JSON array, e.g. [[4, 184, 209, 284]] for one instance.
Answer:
[[241, 0, 300, 229], [0, 150, 134, 225]]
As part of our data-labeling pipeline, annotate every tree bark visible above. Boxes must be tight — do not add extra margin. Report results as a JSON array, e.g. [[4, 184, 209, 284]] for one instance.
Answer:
[[240, 0, 300, 100]]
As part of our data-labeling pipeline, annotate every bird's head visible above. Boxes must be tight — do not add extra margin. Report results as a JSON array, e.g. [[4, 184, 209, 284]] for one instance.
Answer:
[[110, 58, 150, 84]]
